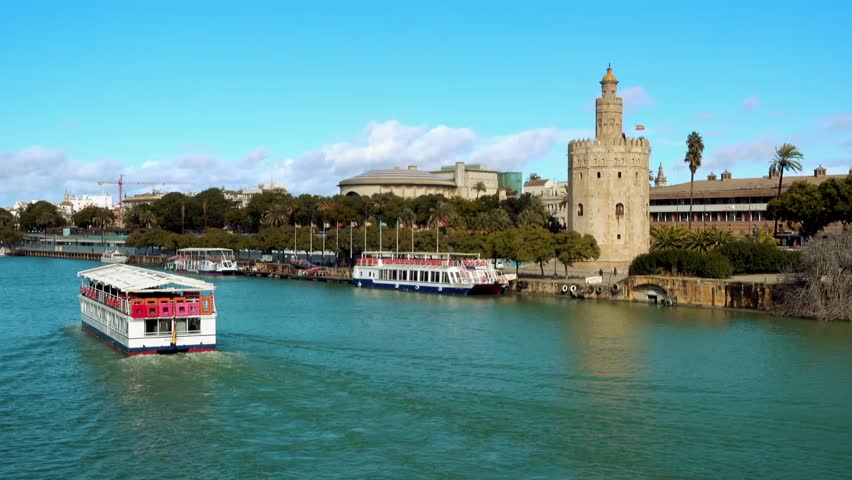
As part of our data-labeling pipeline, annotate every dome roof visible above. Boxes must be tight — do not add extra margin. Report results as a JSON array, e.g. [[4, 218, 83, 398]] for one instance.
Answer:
[[601, 66, 617, 82], [338, 168, 456, 187]]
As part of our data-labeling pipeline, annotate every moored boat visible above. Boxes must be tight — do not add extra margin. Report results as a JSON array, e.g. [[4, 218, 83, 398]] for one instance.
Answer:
[[165, 248, 238, 275], [100, 248, 129, 264], [78, 264, 217, 355], [352, 251, 516, 295]]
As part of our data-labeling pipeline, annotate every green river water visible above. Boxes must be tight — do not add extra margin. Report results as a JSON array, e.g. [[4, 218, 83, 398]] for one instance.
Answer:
[[1, 257, 850, 479]]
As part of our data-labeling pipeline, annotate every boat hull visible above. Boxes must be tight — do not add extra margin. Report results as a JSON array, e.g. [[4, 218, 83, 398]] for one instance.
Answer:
[[352, 279, 506, 296], [81, 321, 216, 355]]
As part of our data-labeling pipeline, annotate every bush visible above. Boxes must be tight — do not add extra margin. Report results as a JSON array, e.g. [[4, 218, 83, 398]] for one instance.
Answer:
[[629, 248, 733, 279], [718, 241, 800, 274]]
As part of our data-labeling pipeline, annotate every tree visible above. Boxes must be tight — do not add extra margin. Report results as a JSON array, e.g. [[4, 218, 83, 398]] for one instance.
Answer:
[[527, 173, 541, 182], [818, 175, 852, 229], [554, 231, 600, 276], [684, 131, 704, 230], [262, 203, 291, 227], [767, 181, 830, 237], [72, 206, 114, 229], [517, 197, 548, 226], [650, 225, 689, 251], [19, 201, 65, 231], [770, 143, 804, 235], [514, 225, 555, 275], [428, 201, 454, 252], [0, 208, 14, 228], [473, 181, 487, 199], [489, 229, 520, 275], [92, 208, 115, 246], [193, 188, 231, 230], [400, 208, 416, 252]]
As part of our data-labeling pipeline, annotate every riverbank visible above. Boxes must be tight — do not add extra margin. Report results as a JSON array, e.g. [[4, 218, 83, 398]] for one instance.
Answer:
[[10, 247, 782, 313]]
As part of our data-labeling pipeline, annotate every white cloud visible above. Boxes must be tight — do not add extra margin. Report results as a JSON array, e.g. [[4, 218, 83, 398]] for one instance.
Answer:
[[1, 121, 573, 204], [742, 96, 760, 111], [620, 86, 654, 111], [705, 135, 775, 170], [694, 112, 716, 121]]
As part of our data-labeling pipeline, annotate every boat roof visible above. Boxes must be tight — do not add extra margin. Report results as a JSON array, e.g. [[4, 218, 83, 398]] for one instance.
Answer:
[[78, 264, 215, 293], [361, 251, 481, 258], [177, 248, 233, 252]]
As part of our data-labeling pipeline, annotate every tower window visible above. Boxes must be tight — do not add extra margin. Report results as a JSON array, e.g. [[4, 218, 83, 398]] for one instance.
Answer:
[[618, 172, 622, 178], [616, 203, 624, 216], [597, 172, 601, 179], [578, 203, 584, 217]]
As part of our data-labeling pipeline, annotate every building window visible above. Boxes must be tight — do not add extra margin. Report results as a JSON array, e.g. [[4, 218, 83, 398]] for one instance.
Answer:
[[618, 172, 622, 178], [597, 172, 601, 178], [615, 203, 624, 216], [617, 234, 621, 240], [578, 203, 584, 217]]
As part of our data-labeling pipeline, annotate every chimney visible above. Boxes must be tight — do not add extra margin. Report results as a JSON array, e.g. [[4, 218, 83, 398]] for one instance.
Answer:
[[408, 165, 417, 171], [768, 166, 780, 179], [721, 170, 732, 181], [707, 172, 717, 181], [814, 165, 827, 177]]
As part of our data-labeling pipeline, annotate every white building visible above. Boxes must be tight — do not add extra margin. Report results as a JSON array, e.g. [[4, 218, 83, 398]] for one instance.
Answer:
[[524, 178, 569, 225], [224, 183, 288, 208]]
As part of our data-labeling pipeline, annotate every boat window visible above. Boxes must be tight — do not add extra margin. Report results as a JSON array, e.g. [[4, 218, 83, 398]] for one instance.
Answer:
[[158, 319, 170, 334], [145, 320, 157, 335], [175, 319, 188, 334], [188, 318, 201, 332]]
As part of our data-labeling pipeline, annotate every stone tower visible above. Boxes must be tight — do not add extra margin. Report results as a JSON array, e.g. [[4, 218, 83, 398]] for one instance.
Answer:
[[567, 66, 651, 267]]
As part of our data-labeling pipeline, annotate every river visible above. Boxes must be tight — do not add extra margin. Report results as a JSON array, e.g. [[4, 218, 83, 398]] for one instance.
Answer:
[[1, 257, 850, 479]]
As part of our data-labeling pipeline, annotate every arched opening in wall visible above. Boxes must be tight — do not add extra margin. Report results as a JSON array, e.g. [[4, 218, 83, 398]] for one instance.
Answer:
[[616, 203, 624, 217], [578, 203, 584, 217], [597, 172, 601, 179], [579, 173, 583, 179], [618, 171, 622, 178], [345, 191, 360, 197]]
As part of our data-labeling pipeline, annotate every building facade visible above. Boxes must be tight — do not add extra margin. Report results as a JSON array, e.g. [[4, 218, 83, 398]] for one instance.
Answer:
[[338, 162, 519, 199], [224, 183, 288, 208], [650, 165, 850, 234], [524, 178, 568, 225], [567, 66, 651, 266]]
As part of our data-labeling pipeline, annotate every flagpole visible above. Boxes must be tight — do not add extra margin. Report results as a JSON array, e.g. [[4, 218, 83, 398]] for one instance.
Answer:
[[435, 219, 439, 253], [335, 222, 339, 266], [309, 223, 313, 264], [322, 223, 326, 266], [293, 222, 297, 263], [395, 220, 399, 254], [363, 218, 367, 253], [411, 223, 414, 253], [379, 221, 382, 253], [349, 223, 353, 266]]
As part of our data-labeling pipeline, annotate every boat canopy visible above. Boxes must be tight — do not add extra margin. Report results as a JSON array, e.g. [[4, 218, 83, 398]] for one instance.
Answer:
[[78, 264, 216, 293]]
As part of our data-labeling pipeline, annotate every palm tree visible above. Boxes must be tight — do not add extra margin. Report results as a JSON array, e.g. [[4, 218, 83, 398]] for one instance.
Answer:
[[428, 201, 453, 253], [92, 209, 115, 248], [770, 143, 804, 235], [400, 208, 416, 252], [706, 227, 738, 250], [262, 203, 290, 227], [650, 225, 689, 251], [137, 209, 155, 228], [473, 181, 486, 198], [527, 173, 541, 182], [684, 131, 704, 230]]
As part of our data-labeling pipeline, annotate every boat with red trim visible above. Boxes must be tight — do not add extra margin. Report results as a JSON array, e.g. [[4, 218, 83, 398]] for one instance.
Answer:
[[78, 264, 218, 355], [352, 251, 516, 296]]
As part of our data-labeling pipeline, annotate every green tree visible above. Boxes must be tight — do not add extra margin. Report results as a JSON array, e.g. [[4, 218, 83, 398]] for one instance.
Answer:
[[72, 206, 114, 229], [527, 173, 541, 182], [473, 181, 487, 198], [262, 203, 291, 227], [514, 225, 555, 275], [0, 208, 15, 228], [818, 175, 852, 229], [554, 231, 600, 276], [769, 143, 805, 234], [246, 191, 293, 232], [489, 229, 520, 275], [650, 225, 689, 251], [428, 201, 454, 252], [193, 188, 232, 230], [400, 208, 417, 252], [0, 227, 23, 245], [684, 131, 704, 230], [19, 201, 65, 231], [767, 181, 830, 237]]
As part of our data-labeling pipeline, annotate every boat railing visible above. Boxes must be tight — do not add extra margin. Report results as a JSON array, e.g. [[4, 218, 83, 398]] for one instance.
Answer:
[[80, 286, 130, 314]]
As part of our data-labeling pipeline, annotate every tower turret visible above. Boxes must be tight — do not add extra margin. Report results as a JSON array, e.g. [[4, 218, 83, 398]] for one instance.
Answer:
[[655, 164, 668, 187], [595, 65, 623, 142]]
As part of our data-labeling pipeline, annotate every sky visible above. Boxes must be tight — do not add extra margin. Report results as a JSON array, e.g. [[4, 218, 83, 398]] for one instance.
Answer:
[[1, 0, 851, 205]]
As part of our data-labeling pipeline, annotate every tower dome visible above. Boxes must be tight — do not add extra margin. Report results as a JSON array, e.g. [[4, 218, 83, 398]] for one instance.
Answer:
[[601, 66, 617, 83]]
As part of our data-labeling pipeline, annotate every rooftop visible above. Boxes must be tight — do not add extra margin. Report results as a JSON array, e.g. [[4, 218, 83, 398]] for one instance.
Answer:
[[339, 168, 456, 187], [78, 264, 215, 293], [651, 170, 849, 198]]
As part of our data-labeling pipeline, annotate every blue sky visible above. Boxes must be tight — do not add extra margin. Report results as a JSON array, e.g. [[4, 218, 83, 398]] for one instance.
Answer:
[[1, 0, 851, 205]]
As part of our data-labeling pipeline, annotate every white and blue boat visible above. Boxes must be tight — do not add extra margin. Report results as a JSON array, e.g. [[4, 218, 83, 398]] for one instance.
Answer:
[[352, 251, 515, 295]]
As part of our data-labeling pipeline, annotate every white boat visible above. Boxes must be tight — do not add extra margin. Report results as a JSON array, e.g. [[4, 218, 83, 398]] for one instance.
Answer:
[[352, 251, 516, 296], [78, 264, 217, 355], [101, 249, 129, 264], [165, 248, 238, 275], [0, 247, 7, 256]]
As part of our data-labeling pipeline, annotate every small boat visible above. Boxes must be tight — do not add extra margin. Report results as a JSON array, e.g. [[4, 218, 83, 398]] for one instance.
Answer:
[[78, 264, 218, 355], [165, 248, 238, 275], [352, 251, 516, 295], [100, 249, 129, 264]]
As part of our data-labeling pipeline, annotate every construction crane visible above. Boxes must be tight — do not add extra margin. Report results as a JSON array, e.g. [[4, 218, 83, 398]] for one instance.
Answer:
[[98, 174, 188, 226]]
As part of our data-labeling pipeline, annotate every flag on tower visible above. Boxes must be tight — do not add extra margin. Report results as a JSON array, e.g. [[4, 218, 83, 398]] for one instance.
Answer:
[[635, 124, 645, 131]]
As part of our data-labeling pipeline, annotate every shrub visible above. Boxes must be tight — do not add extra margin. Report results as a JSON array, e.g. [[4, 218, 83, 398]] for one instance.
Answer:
[[629, 248, 733, 279], [718, 241, 800, 274]]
